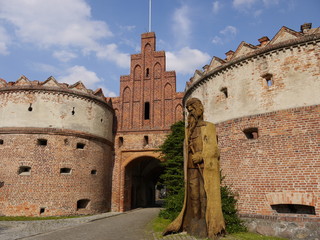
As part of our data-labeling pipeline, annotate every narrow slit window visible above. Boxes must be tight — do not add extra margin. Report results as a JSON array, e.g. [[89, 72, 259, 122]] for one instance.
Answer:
[[243, 128, 259, 139], [0, 182, 4, 188], [220, 87, 228, 98], [271, 204, 316, 215], [37, 139, 47, 146], [40, 208, 45, 214], [146, 68, 150, 77], [91, 170, 97, 175], [77, 143, 85, 149], [77, 199, 90, 210], [144, 136, 149, 146], [28, 103, 33, 112], [18, 166, 31, 175], [119, 137, 124, 147], [60, 168, 72, 174], [144, 102, 150, 120], [0, 139, 3, 145]]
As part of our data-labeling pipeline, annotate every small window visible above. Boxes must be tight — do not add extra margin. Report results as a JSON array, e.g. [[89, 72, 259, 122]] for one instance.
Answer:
[[40, 208, 45, 214], [37, 139, 47, 146], [146, 68, 150, 77], [77, 143, 85, 149], [220, 87, 228, 98], [119, 137, 124, 147], [243, 128, 259, 139], [28, 103, 33, 112], [271, 204, 316, 215], [91, 170, 97, 175], [143, 136, 149, 146], [0, 182, 4, 188], [144, 102, 150, 120], [71, 107, 75, 115], [18, 166, 31, 175], [263, 73, 273, 87], [60, 168, 72, 174], [0, 139, 3, 145], [77, 199, 90, 210]]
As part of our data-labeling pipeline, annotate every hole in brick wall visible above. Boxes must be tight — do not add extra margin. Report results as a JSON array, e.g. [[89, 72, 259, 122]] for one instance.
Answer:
[[91, 170, 97, 175], [119, 137, 124, 147], [0, 139, 3, 145], [64, 138, 69, 145], [146, 68, 150, 77], [76, 143, 85, 149], [243, 128, 259, 139], [0, 182, 4, 188], [37, 139, 47, 146], [220, 87, 228, 98], [28, 103, 33, 111], [271, 204, 316, 215], [72, 107, 75, 115], [144, 102, 150, 120], [60, 168, 72, 174], [40, 208, 45, 214], [143, 135, 149, 146], [18, 166, 31, 175], [77, 199, 90, 210], [101, 118, 103, 122]]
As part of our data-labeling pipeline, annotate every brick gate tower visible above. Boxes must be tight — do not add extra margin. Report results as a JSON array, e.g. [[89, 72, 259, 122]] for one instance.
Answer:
[[111, 32, 183, 212]]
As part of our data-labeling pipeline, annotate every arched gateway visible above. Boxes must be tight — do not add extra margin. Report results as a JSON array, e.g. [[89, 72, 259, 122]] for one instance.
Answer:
[[110, 32, 183, 212], [123, 155, 162, 210]]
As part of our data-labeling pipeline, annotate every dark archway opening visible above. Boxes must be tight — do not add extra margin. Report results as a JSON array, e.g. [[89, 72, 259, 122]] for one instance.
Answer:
[[124, 157, 163, 211]]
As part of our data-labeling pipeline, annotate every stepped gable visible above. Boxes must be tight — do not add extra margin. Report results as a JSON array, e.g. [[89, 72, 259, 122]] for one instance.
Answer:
[[268, 25, 302, 45], [232, 41, 258, 59]]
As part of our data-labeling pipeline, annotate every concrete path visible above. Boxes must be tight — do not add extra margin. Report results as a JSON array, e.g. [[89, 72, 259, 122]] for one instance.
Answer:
[[0, 208, 200, 240]]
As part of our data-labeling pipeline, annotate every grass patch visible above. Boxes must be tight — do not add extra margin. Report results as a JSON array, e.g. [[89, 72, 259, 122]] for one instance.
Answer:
[[150, 217, 287, 240], [0, 215, 88, 221], [222, 232, 287, 240]]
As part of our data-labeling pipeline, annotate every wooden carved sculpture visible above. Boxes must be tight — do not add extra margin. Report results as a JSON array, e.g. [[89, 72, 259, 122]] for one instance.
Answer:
[[163, 98, 225, 239]]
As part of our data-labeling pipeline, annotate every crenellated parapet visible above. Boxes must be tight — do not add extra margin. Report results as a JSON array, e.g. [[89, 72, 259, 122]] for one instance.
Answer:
[[186, 23, 320, 104]]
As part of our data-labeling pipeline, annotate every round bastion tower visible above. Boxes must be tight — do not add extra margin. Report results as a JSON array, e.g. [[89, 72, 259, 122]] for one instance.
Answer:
[[184, 23, 320, 237], [0, 76, 114, 216]]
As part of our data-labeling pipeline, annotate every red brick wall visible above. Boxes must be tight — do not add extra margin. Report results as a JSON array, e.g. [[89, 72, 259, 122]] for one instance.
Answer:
[[0, 132, 113, 216], [217, 105, 320, 219], [110, 32, 183, 211]]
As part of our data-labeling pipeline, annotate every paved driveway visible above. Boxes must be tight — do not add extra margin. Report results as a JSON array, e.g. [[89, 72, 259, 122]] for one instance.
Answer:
[[21, 208, 159, 240]]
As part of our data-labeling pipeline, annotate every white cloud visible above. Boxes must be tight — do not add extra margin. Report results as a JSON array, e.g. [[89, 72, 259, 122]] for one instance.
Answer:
[[58, 65, 101, 89], [166, 47, 211, 74], [95, 44, 130, 69], [100, 86, 117, 97], [212, 1, 222, 14], [0, 26, 10, 55], [220, 26, 238, 36], [212, 36, 223, 45], [53, 50, 77, 62], [0, 0, 112, 48], [212, 26, 238, 45], [172, 5, 192, 46], [0, 0, 132, 67], [233, 0, 257, 9]]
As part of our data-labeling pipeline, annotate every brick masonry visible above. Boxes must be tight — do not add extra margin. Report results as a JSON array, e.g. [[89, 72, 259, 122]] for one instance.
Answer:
[[110, 32, 183, 211]]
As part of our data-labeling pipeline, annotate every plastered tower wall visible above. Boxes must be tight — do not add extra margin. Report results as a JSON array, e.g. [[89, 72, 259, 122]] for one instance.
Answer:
[[111, 32, 183, 211], [0, 76, 114, 216], [184, 24, 320, 236]]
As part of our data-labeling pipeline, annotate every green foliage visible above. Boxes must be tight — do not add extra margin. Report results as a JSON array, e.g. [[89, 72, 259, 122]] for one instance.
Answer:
[[158, 120, 246, 234], [158, 121, 185, 195], [221, 178, 247, 233], [159, 187, 184, 220]]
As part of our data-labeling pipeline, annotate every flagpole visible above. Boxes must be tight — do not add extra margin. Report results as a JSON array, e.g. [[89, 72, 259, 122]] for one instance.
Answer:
[[149, 0, 152, 32]]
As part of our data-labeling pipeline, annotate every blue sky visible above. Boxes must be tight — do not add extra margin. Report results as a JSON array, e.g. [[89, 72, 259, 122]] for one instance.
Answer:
[[0, 0, 319, 96]]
